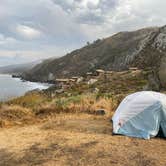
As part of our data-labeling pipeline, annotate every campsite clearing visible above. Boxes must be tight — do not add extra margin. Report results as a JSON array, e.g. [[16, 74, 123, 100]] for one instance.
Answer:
[[0, 113, 165, 166]]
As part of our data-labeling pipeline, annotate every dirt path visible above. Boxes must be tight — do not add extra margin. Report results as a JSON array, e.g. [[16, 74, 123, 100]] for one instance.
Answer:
[[0, 114, 166, 166]]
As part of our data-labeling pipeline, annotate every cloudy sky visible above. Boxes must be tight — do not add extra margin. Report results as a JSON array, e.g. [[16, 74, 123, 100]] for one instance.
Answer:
[[0, 0, 166, 66]]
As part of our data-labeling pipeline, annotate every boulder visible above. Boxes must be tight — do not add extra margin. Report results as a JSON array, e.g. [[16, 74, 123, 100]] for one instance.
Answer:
[[95, 109, 106, 116]]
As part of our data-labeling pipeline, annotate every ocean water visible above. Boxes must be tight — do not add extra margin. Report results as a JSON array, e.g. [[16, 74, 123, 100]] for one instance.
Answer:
[[0, 74, 51, 101]]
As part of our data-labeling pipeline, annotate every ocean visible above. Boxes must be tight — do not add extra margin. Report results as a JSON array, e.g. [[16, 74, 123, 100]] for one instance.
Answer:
[[0, 74, 50, 101]]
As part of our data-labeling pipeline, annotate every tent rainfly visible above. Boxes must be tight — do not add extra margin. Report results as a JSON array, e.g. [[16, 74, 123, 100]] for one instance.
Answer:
[[112, 91, 166, 139]]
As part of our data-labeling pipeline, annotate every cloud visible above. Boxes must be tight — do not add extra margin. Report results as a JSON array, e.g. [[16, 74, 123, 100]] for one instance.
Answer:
[[0, 34, 16, 45], [0, 0, 166, 66], [52, 0, 118, 25], [16, 25, 42, 40]]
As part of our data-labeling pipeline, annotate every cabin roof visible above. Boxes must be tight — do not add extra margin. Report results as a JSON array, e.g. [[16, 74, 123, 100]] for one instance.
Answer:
[[96, 69, 105, 73], [56, 79, 69, 82], [86, 72, 93, 75], [129, 67, 138, 70]]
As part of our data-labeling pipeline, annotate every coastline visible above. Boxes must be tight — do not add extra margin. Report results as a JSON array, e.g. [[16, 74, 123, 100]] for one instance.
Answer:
[[0, 74, 52, 102]]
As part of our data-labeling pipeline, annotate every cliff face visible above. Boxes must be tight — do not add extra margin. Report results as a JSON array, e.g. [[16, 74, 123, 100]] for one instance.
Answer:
[[22, 26, 166, 88]]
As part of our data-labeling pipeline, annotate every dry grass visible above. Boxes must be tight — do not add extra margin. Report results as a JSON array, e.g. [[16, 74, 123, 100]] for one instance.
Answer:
[[1, 70, 146, 125], [0, 114, 165, 166], [0, 92, 118, 129], [35, 94, 117, 118], [0, 70, 162, 165], [0, 105, 35, 127], [0, 93, 118, 128]]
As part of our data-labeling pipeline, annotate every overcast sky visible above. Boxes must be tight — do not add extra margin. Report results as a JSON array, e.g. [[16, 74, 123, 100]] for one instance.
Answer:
[[0, 0, 166, 66]]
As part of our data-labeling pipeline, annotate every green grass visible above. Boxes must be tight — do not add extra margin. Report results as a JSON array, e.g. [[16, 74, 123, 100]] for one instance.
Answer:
[[55, 95, 82, 110], [7, 93, 49, 109]]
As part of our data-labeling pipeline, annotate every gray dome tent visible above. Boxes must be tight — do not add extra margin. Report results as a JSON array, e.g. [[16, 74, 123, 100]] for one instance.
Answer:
[[112, 91, 166, 139]]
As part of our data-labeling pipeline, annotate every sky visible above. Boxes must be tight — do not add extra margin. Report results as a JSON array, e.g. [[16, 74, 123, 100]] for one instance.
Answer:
[[0, 0, 166, 66]]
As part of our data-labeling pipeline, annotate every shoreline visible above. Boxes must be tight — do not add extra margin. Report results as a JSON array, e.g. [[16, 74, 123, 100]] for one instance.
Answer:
[[0, 74, 53, 102]]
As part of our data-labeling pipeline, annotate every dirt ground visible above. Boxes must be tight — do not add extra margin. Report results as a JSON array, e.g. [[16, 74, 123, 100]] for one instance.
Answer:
[[0, 114, 166, 166]]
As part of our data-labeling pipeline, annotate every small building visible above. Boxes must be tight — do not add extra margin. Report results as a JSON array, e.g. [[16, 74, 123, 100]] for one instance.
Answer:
[[87, 78, 98, 85], [56, 77, 82, 89], [86, 72, 93, 80], [71, 76, 84, 83], [96, 69, 105, 79], [129, 67, 138, 71], [56, 78, 70, 83], [71, 77, 79, 81], [55, 79, 71, 89], [96, 69, 105, 74], [104, 71, 113, 80], [69, 78, 78, 85], [105, 71, 113, 74], [86, 72, 93, 76]]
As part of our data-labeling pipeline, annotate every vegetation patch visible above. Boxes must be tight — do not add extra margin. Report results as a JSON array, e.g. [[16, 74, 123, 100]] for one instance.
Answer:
[[0, 105, 34, 127]]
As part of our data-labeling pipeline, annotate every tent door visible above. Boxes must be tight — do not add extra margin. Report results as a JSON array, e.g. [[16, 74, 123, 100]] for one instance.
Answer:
[[157, 126, 165, 137]]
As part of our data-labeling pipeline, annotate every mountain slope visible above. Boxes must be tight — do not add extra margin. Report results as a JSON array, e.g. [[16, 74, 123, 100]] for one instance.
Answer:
[[22, 26, 166, 86]]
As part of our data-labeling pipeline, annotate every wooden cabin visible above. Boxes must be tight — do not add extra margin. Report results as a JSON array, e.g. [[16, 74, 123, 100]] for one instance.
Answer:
[[55, 79, 71, 89], [129, 67, 138, 71], [96, 69, 105, 79]]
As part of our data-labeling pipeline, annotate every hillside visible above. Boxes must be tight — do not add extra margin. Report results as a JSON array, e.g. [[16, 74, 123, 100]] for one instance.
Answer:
[[22, 25, 166, 89], [0, 70, 166, 165]]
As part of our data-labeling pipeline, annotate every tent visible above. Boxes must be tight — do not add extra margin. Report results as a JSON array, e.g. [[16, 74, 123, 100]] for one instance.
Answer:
[[112, 91, 166, 139]]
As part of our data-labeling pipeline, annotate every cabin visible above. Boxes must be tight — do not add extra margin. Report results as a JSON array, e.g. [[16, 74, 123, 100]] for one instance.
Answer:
[[88, 78, 98, 85], [55, 79, 71, 89], [86, 72, 93, 76], [95, 69, 105, 79], [96, 69, 105, 75], [129, 67, 138, 71], [105, 71, 113, 74], [86, 72, 93, 80], [76, 77, 84, 83], [104, 71, 113, 80], [71, 76, 84, 83], [55, 77, 82, 89]]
